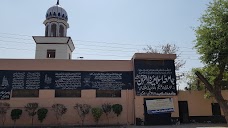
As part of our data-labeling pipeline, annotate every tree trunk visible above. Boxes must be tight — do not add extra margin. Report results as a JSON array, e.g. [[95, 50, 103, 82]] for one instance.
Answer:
[[32, 116, 34, 126], [2, 116, 5, 126], [221, 103, 228, 124], [117, 116, 119, 125], [1, 116, 4, 126], [214, 91, 228, 124], [106, 114, 109, 124], [81, 118, 84, 126], [14, 120, 16, 128], [195, 71, 228, 124]]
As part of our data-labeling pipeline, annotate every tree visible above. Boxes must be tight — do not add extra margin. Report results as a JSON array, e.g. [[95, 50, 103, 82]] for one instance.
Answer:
[[52, 104, 67, 125], [74, 103, 91, 126], [37, 108, 48, 123], [24, 103, 39, 125], [101, 103, 112, 124], [143, 44, 186, 83], [112, 104, 123, 124], [91, 107, 103, 125], [186, 68, 208, 91], [0, 102, 10, 125], [11, 109, 22, 126], [143, 44, 185, 71], [194, 0, 228, 123], [187, 67, 228, 91]]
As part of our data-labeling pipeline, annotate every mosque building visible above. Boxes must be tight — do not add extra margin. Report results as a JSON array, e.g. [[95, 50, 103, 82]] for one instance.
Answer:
[[0, 0, 227, 126]]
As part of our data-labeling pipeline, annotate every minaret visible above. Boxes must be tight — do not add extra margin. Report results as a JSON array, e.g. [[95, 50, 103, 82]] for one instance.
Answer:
[[33, 0, 75, 59]]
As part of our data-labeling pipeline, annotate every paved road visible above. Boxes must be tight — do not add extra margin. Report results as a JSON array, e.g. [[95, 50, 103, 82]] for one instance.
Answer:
[[125, 124, 228, 128], [93, 124, 228, 128], [1, 124, 228, 128]]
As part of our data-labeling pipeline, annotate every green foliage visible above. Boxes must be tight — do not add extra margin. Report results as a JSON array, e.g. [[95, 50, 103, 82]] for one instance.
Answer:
[[11, 109, 22, 125], [194, 0, 228, 123], [112, 104, 123, 117], [193, 0, 228, 91], [91, 107, 103, 124], [195, 0, 228, 67], [74, 103, 91, 125], [24, 103, 38, 125], [187, 66, 228, 91], [37, 108, 48, 123], [204, 91, 213, 99], [186, 68, 210, 91], [52, 104, 67, 124], [0, 102, 10, 125]]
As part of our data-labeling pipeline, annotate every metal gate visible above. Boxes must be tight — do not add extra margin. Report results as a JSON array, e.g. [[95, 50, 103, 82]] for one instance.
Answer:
[[144, 98, 172, 125]]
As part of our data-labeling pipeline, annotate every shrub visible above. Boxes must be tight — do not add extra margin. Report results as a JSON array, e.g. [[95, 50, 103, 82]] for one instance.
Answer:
[[102, 103, 112, 124], [11, 109, 22, 126], [52, 104, 67, 125], [25, 103, 38, 125], [0, 102, 10, 125], [91, 107, 103, 125], [37, 108, 48, 123], [112, 104, 123, 124], [74, 103, 91, 126]]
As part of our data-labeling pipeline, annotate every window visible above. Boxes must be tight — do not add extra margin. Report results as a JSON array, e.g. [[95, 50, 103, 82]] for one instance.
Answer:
[[12, 90, 39, 98], [96, 90, 121, 97], [47, 50, 56, 58], [51, 24, 57, 37], [59, 25, 64, 37], [212, 103, 221, 116], [55, 90, 81, 97], [45, 25, 49, 37]]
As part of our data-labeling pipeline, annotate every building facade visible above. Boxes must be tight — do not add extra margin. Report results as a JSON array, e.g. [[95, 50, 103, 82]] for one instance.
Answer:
[[0, 1, 227, 126]]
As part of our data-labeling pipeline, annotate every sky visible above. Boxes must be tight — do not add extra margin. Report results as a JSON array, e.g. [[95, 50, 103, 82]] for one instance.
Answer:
[[0, 0, 212, 89]]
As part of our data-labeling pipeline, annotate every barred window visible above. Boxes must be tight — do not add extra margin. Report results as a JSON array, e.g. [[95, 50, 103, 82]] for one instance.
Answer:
[[55, 90, 81, 97], [45, 25, 49, 37], [59, 25, 64, 37], [96, 90, 121, 98], [12, 90, 39, 98], [51, 24, 57, 37], [47, 49, 56, 58]]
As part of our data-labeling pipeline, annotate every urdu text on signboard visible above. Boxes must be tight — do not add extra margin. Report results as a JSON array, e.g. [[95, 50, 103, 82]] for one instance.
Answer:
[[134, 60, 177, 96]]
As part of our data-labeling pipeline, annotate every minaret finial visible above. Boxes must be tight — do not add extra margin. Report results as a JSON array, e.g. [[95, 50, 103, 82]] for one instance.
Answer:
[[57, 0, 59, 5]]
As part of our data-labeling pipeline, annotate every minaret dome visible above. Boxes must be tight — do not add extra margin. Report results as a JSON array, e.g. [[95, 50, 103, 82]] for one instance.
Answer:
[[43, 0, 69, 37], [46, 3, 68, 21]]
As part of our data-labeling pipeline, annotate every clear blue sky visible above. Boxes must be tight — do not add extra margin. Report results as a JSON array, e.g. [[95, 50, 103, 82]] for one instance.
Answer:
[[0, 0, 212, 89]]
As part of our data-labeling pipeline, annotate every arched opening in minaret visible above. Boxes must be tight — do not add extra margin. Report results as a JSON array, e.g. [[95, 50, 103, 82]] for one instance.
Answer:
[[45, 25, 49, 37], [51, 24, 57, 37], [59, 25, 64, 37]]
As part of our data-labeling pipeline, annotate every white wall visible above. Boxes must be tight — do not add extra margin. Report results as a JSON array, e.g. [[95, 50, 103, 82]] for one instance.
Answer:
[[35, 44, 70, 59]]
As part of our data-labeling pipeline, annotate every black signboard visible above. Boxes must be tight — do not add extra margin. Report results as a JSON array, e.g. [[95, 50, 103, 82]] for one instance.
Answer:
[[0, 91, 11, 100], [82, 72, 132, 90], [0, 70, 133, 100], [41, 72, 82, 90], [134, 60, 177, 96], [0, 71, 11, 100]]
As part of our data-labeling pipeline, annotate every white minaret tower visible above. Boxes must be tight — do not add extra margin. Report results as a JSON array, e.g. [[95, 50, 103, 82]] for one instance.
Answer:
[[33, 0, 75, 59]]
